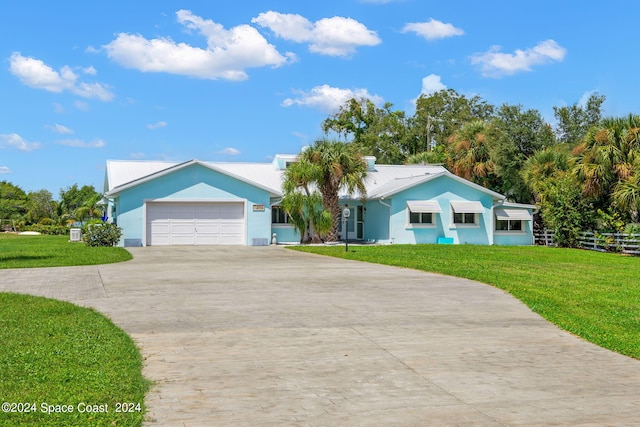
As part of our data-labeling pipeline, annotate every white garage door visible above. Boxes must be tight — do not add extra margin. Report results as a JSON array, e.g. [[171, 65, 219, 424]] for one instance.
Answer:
[[146, 202, 244, 246]]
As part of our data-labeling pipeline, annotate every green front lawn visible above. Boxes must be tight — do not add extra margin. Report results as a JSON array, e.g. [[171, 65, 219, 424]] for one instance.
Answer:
[[0, 234, 132, 269], [290, 244, 640, 360], [0, 293, 150, 426]]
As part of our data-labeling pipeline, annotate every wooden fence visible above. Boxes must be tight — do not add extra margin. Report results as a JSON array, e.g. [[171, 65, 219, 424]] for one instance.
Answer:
[[534, 230, 640, 255]]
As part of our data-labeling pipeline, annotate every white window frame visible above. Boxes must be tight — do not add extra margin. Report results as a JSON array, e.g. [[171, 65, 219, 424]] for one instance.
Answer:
[[450, 201, 483, 228], [406, 200, 440, 229], [494, 208, 531, 234]]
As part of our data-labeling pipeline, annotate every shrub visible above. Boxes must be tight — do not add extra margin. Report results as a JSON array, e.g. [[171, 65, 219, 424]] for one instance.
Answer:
[[538, 173, 595, 247], [82, 223, 123, 247], [625, 223, 640, 236]]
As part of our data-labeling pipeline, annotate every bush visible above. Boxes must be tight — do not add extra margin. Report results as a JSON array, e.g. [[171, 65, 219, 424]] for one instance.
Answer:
[[538, 173, 595, 247], [82, 223, 123, 247], [625, 223, 640, 236]]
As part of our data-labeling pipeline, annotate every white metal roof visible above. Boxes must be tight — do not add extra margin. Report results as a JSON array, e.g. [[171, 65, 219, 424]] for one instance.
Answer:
[[104, 157, 508, 202]]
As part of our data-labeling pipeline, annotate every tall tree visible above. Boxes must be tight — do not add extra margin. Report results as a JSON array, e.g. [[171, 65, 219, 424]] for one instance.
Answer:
[[553, 93, 605, 145], [521, 145, 572, 201], [487, 104, 555, 202], [281, 159, 331, 243], [74, 193, 104, 223], [0, 181, 28, 221], [59, 184, 101, 218], [25, 189, 56, 224], [409, 89, 494, 156], [446, 120, 498, 188], [297, 139, 368, 242], [322, 98, 409, 164], [573, 114, 640, 220]]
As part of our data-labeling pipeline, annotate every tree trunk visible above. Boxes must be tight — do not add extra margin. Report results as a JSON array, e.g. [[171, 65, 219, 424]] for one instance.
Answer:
[[323, 190, 342, 242]]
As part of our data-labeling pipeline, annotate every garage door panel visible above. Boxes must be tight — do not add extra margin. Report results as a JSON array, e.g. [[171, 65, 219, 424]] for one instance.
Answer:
[[147, 202, 244, 246], [218, 204, 243, 219]]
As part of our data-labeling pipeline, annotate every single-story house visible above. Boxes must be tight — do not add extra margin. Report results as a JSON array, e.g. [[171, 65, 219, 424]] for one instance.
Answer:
[[103, 154, 536, 247]]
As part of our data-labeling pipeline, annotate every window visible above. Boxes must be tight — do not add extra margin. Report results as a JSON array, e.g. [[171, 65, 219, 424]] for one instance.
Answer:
[[453, 212, 476, 224], [272, 206, 290, 224], [450, 201, 483, 226], [409, 212, 433, 224], [406, 200, 440, 227], [496, 219, 523, 231], [494, 208, 531, 232]]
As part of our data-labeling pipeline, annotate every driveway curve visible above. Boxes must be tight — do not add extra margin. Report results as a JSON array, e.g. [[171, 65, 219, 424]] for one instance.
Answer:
[[1, 246, 639, 426]]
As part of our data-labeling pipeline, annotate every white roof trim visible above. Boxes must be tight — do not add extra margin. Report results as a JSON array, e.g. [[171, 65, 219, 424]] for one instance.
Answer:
[[451, 200, 485, 214], [495, 208, 533, 221], [370, 170, 504, 200], [407, 200, 442, 213], [105, 159, 282, 197]]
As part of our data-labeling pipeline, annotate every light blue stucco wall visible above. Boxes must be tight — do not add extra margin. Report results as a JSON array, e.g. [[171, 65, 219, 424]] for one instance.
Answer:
[[363, 200, 391, 243], [113, 164, 272, 246], [493, 217, 535, 246], [385, 175, 496, 245]]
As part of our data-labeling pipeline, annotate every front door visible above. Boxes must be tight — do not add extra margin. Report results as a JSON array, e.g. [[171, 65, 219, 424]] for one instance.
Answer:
[[339, 206, 364, 240]]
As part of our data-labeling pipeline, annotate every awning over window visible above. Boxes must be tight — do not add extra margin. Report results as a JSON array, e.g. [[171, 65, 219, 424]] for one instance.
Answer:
[[495, 208, 533, 221], [407, 200, 442, 213], [450, 201, 484, 214]]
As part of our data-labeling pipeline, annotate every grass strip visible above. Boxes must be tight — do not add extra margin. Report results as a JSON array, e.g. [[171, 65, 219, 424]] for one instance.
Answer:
[[0, 293, 150, 426], [0, 234, 132, 269]]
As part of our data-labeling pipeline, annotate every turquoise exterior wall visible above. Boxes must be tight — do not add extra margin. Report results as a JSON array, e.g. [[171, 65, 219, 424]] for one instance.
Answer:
[[386, 175, 495, 245], [493, 215, 535, 246], [113, 164, 272, 246], [363, 200, 391, 243]]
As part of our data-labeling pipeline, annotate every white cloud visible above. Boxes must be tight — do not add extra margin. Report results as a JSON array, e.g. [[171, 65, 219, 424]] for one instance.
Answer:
[[58, 138, 106, 148], [402, 19, 464, 41], [9, 52, 114, 101], [74, 101, 90, 111], [53, 103, 65, 113], [147, 121, 167, 130], [217, 147, 241, 155], [420, 74, 447, 95], [47, 124, 74, 134], [104, 9, 291, 81], [0, 166, 12, 174], [471, 39, 567, 78], [282, 84, 384, 113], [0, 133, 41, 151], [252, 12, 381, 57], [83, 66, 97, 75]]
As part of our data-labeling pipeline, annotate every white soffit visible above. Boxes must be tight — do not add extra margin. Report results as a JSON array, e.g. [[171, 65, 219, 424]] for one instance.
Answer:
[[407, 200, 442, 213], [450, 201, 485, 213], [495, 208, 533, 221]]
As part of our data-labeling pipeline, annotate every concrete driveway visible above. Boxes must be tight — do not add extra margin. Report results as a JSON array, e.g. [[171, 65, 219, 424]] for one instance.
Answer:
[[1, 246, 639, 426]]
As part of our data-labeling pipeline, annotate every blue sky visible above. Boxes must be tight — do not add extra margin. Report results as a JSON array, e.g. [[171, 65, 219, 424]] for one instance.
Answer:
[[2, 1, 639, 197]]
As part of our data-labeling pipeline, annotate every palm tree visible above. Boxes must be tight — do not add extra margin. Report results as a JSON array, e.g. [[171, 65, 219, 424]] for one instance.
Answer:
[[521, 145, 572, 200], [573, 114, 640, 204], [74, 194, 103, 224], [613, 172, 640, 222], [446, 120, 496, 187], [296, 139, 368, 242], [281, 160, 331, 243]]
